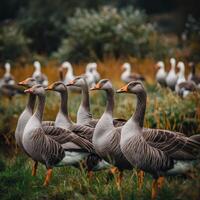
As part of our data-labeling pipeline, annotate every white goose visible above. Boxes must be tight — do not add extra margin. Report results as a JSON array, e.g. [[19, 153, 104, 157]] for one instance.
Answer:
[[121, 62, 145, 83], [85, 63, 96, 87], [155, 61, 167, 87], [166, 58, 177, 90], [61, 61, 75, 84], [32, 61, 48, 87], [91, 62, 100, 83], [3, 62, 15, 85]]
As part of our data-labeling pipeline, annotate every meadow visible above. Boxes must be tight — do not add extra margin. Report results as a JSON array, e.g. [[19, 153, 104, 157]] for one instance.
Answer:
[[0, 58, 200, 200]]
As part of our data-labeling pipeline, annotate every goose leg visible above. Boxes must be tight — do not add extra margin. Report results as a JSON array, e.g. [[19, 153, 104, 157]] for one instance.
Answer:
[[43, 169, 53, 186], [116, 171, 123, 190], [157, 176, 164, 191], [87, 170, 93, 180], [32, 161, 38, 176], [151, 179, 158, 200], [137, 170, 145, 191]]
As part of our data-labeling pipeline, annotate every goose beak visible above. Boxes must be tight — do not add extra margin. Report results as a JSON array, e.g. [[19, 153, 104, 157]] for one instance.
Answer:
[[66, 80, 75, 86], [90, 83, 101, 91], [45, 83, 54, 90], [24, 88, 33, 93], [116, 85, 128, 93], [18, 80, 27, 86]]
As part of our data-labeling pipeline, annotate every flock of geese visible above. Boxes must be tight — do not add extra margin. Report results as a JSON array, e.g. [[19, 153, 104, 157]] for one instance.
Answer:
[[13, 66, 200, 199], [156, 58, 200, 97], [0, 59, 199, 199]]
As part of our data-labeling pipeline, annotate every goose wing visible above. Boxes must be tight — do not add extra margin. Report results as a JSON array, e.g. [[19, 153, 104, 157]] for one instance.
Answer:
[[68, 124, 94, 142], [43, 126, 94, 153], [143, 128, 200, 159]]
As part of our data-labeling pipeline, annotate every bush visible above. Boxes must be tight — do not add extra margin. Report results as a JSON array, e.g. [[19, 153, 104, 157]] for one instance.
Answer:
[[53, 7, 167, 61], [0, 23, 30, 61]]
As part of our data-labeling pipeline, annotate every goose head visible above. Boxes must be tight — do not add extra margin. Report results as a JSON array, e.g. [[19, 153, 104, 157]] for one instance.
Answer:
[[24, 84, 45, 96], [18, 77, 37, 88], [90, 79, 113, 91], [86, 63, 94, 73], [45, 81, 67, 93], [121, 62, 131, 72], [170, 57, 176, 67], [156, 61, 165, 70], [116, 81, 145, 95], [177, 61, 185, 73], [62, 61, 73, 71], [66, 76, 87, 88]]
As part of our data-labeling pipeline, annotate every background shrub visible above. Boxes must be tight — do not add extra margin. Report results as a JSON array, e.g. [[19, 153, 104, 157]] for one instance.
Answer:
[[53, 7, 168, 61]]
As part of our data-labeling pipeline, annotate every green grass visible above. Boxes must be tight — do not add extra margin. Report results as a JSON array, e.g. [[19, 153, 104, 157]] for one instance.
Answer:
[[0, 83, 200, 199]]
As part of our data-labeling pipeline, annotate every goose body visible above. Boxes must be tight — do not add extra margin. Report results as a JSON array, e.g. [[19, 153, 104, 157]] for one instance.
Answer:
[[22, 85, 94, 185], [67, 76, 126, 128], [32, 61, 48, 87], [121, 62, 145, 83], [117, 81, 200, 197], [91, 80, 132, 170], [155, 61, 167, 87], [15, 78, 54, 154], [166, 58, 177, 90], [188, 62, 200, 88]]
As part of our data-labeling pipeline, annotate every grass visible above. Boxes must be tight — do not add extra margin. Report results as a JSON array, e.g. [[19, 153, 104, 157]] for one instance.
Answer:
[[0, 58, 200, 199]]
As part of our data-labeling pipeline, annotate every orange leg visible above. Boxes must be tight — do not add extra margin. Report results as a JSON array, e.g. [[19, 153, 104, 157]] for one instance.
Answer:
[[32, 161, 38, 176], [137, 170, 145, 191], [116, 171, 123, 190], [157, 176, 165, 191], [87, 171, 93, 181], [43, 169, 53, 186], [151, 179, 158, 200]]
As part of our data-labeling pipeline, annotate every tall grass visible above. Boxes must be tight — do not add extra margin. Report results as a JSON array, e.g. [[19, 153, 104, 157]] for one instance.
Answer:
[[0, 58, 200, 199]]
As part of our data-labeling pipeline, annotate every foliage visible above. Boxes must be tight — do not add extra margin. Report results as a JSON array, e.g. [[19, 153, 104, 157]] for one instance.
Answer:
[[53, 7, 168, 61], [0, 23, 30, 61], [184, 15, 200, 61]]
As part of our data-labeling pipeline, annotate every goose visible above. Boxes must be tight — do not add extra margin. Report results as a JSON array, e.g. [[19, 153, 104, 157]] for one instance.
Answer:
[[175, 62, 196, 97], [91, 62, 100, 83], [32, 61, 48, 87], [166, 58, 177, 90], [45, 81, 111, 173], [60, 61, 75, 84], [155, 61, 167, 87], [67, 76, 127, 128], [0, 63, 24, 99], [188, 62, 200, 88], [85, 63, 96, 87], [90, 79, 133, 188], [22, 84, 94, 186], [121, 62, 145, 83], [117, 81, 200, 199]]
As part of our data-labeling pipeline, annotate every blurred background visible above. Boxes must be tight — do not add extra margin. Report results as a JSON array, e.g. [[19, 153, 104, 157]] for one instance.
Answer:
[[0, 1, 200, 200], [0, 0, 199, 63]]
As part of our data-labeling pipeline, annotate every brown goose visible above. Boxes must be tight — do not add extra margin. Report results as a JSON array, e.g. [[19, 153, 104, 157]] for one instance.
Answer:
[[90, 79, 133, 188], [45, 81, 111, 173], [67, 76, 126, 128], [22, 84, 94, 186], [117, 81, 200, 199], [16, 78, 54, 153], [121, 62, 145, 83]]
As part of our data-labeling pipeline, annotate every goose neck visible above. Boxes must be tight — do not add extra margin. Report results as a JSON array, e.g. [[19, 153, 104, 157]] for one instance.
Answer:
[[34, 95, 45, 122], [26, 93, 36, 113], [81, 83, 90, 112], [105, 88, 114, 116], [131, 91, 146, 128]]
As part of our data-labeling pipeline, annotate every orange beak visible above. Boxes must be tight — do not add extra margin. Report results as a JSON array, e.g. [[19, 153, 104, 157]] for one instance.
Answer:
[[18, 80, 27, 86], [66, 80, 75, 86], [116, 84, 128, 93], [45, 83, 54, 90], [90, 83, 101, 90], [24, 88, 33, 93]]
